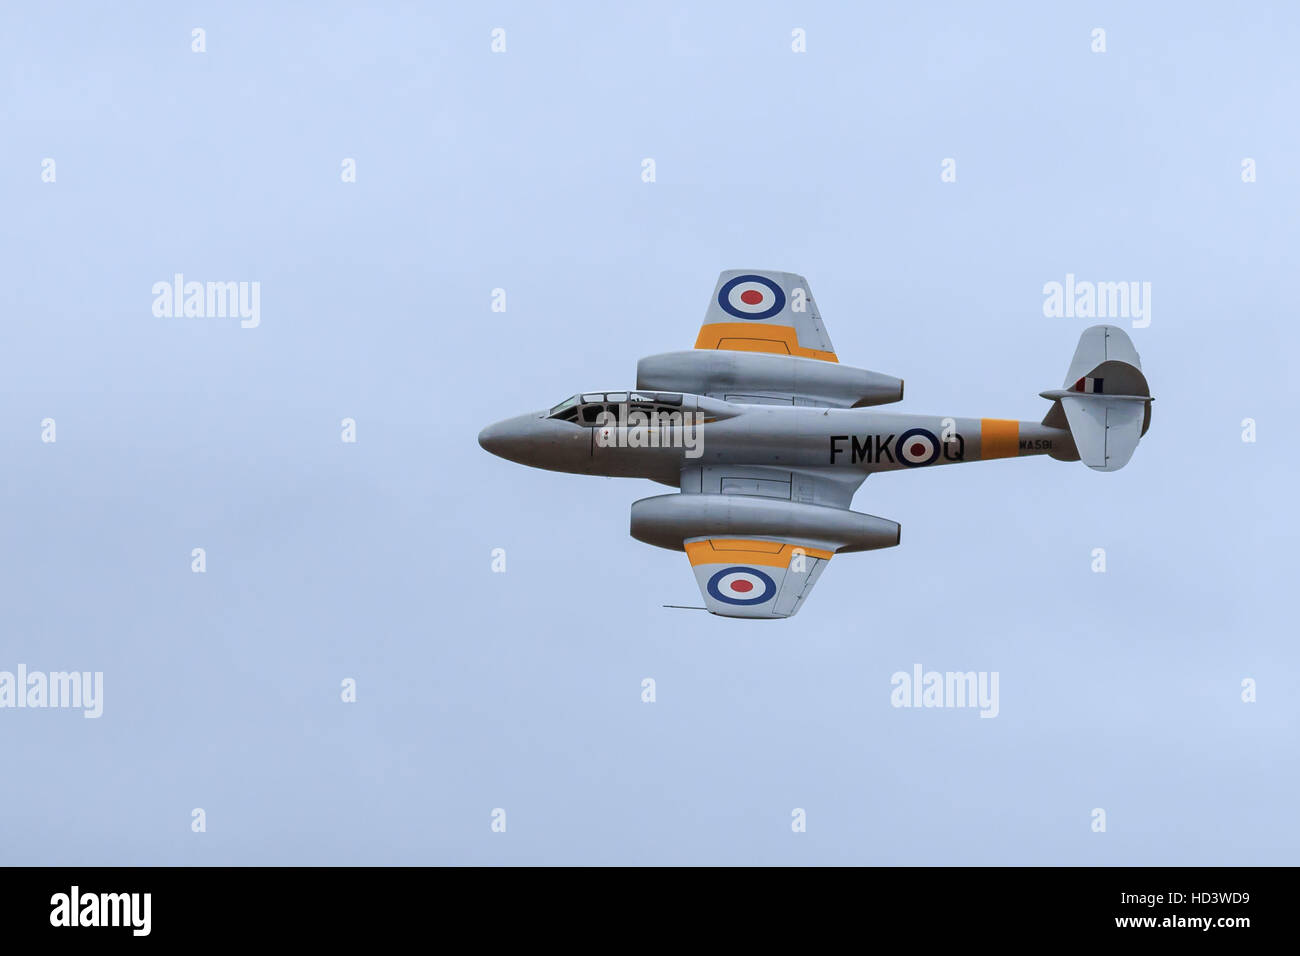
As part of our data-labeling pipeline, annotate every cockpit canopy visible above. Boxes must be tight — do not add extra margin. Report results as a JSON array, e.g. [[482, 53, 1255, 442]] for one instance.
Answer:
[[548, 390, 685, 426]]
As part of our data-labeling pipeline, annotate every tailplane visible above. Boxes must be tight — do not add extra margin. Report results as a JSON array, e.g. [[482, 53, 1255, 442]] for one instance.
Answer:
[[1041, 325, 1152, 472]]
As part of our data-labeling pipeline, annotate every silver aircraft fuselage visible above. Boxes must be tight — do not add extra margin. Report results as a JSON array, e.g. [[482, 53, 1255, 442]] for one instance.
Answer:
[[478, 396, 1074, 487]]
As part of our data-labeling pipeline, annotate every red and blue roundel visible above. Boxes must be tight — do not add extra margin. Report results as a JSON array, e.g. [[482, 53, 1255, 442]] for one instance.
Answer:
[[718, 274, 786, 320], [707, 566, 777, 605], [895, 427, 940, 467]]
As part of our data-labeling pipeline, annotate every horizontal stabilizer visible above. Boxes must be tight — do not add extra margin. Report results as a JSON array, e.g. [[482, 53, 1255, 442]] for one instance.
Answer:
[[1043, 325, 1152, 471]]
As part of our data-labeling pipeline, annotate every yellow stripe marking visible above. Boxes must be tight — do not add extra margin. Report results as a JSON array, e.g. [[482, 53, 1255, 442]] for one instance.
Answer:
[[694, 323, 838, 363], [685, 538, 834, 568], [980, 418, 1020, 460]]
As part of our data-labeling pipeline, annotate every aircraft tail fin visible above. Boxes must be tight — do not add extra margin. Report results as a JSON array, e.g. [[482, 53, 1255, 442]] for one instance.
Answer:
[[1040, 325, 1152, 472]]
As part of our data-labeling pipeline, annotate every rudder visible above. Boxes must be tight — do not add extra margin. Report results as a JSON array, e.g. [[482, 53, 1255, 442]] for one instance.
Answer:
[[1041, 325, 1152, 472]]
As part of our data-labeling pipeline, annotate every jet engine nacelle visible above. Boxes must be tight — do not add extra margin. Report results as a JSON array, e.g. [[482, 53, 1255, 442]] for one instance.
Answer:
[[636, 350, 903, 408], [630, 493, 900, 554]]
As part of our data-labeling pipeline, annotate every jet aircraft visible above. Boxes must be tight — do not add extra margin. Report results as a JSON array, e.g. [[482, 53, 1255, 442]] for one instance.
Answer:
[[479, 270, 1152, 618]]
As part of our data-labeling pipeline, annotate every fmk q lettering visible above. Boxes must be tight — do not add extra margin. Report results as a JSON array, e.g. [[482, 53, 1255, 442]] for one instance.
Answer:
[[829, 434, 965, 465]]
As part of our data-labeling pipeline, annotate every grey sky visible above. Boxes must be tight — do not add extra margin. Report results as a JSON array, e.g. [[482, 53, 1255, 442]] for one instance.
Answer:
[[1, 2, 1296, 864]]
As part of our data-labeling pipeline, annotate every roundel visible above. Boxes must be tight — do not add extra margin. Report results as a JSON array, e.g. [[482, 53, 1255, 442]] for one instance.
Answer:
[[706, 566, 778, 605], [717, 274, 786, 320], [895, 427, 940, 467]]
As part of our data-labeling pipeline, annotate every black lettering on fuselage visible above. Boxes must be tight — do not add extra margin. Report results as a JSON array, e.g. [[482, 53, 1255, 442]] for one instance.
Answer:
[[837, 433, 944, 466], [1018, 439, 1052, 451], [874, 435, 895, 464]]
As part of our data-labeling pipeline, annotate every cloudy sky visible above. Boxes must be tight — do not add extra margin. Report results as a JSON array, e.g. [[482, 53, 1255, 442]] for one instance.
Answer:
[[2, 1, 1296, 864]]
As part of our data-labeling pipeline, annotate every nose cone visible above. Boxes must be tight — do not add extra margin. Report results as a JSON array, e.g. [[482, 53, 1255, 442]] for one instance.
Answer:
[[477, 420, 510, 457], [478, 411, 547, 464]]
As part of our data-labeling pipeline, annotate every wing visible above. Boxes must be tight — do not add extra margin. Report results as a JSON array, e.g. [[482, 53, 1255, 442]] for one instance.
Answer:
[[695, 270, 838, 363], [687, 536, 833, 619], [676, 464, 868, 619], [638, 270, 906, 408]]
